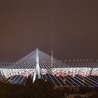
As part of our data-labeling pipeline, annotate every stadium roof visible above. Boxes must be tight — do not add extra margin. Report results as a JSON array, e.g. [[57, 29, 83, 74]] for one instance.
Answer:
[[0, 49, 98, 87]]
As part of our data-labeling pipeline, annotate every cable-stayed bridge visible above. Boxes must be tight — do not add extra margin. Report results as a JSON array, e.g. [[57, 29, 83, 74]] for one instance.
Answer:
[[0, 48, 98, 87]]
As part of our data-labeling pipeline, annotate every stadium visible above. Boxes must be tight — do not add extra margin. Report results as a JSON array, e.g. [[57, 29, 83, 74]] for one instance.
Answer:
[[0, 48, 98, 88]]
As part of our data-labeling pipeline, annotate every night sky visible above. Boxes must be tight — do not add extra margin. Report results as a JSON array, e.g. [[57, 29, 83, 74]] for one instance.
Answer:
[[0, 0, 98, 62]]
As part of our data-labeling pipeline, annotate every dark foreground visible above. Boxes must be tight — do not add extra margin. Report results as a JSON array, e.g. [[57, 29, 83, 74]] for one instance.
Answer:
[[0, 76, 98, 98]]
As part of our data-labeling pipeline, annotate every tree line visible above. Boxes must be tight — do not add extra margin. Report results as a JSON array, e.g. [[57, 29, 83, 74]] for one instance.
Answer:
[[0, 76, 64, 98]]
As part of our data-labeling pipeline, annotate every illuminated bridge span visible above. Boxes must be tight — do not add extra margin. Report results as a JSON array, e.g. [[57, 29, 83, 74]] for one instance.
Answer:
[[0, 48, 98, 87]]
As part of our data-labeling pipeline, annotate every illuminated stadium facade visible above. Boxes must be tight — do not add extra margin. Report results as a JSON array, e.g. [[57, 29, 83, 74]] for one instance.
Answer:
[[0, 48, 98, 87]]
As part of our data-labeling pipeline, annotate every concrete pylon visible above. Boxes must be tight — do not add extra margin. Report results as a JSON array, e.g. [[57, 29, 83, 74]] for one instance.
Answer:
[[36, 48, 41, 79], [33, 48, 41, 82]]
